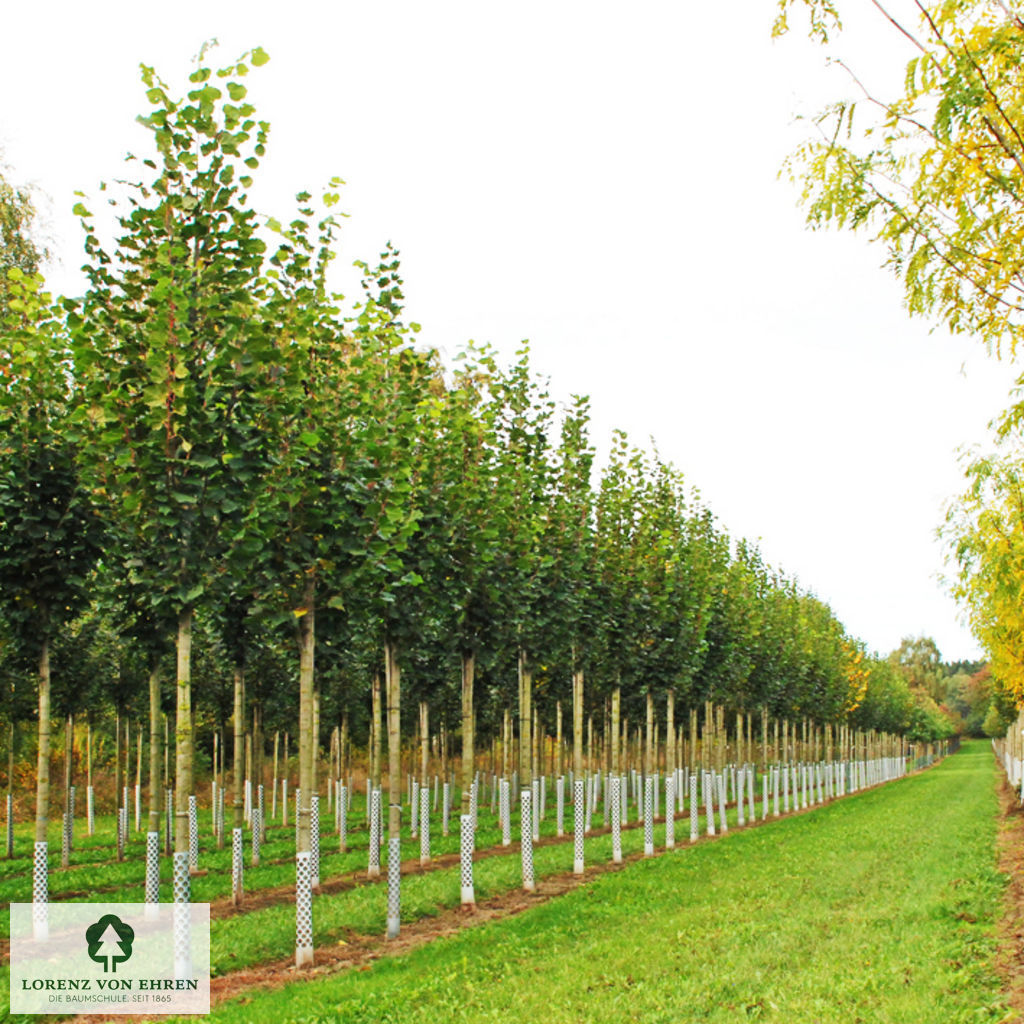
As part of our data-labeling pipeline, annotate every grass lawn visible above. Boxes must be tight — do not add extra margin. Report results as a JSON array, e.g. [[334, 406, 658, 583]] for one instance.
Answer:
[[200, 740, 1009, 1024]]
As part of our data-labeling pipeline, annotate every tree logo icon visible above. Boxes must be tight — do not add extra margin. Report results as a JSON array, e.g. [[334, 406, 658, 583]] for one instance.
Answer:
[[85, 914, 135, 973]]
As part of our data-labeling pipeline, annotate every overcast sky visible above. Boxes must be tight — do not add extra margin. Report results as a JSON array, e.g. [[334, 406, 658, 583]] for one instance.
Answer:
[[2, 0, 1019, 661]]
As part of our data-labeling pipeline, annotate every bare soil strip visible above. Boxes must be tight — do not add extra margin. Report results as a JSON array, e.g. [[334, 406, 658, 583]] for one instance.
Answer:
[[996, 767, 1024, 1022]]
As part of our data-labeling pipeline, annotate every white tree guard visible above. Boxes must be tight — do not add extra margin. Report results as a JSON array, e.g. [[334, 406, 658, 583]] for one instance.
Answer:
[[252, 804, 262, 867], [87, 785, 94, 837], [368, 788, 381, 877], [442, 781, 450, 837], [295, 849, 314, 966], [244, 778, 252, 824], [665, 775, 675, 849], [532, 780, 540, 842], [338, 785, 348, 851], [232, 827, 243, 904], [762, 773, 769, 821], [611, 776, 622, 863], [117, 805, 125, 861], [652, 772, 659, 820], [258, 784, 266, 843], [6, 792, 13, 857], [61, 813, 69, 867], [782, 764, 790, 813], [621, 772, 628, 826], [69, 786, 75, 849], [573, 779, 585, 874], [500, 779, 511, 847], [520, 789, 536, 891], [541, 774, 547, 820], [282, 778, 289, 826], [410, 779, 419, 838], [386, 835, 402, 939], [218, 785, 226, 844], [172, 850, 191, 978], [747, 767, 755, 822], [419, 786, 430, 866], [556, 776, 565, 837], [643, 776, 654, 857], [272, 775, 278, 821], [135, 783, 141, 832], [32, 841, 48, 940], [145, 831, 160, 917], [717, 772, 728, 833], [188, 795, 199, 871], [773, 767, 780, 817], [817, 765, 824, 804], [311, 795, 320, 889], [689, 774, 699, 842], [460, 813, 475, 906], [736, 769, 746, 826], [294, 788, 301, 848]]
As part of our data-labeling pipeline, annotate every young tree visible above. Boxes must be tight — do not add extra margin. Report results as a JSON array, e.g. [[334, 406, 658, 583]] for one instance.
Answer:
[[0, 272, 104, 933], [71, 46, 277, 907]]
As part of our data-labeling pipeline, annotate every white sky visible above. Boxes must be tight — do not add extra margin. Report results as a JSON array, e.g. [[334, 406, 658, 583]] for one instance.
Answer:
[[2, 0, 1019, 662]]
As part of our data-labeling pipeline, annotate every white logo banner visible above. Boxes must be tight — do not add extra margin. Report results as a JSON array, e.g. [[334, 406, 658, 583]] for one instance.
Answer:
[[10, 903, 211, 1015]]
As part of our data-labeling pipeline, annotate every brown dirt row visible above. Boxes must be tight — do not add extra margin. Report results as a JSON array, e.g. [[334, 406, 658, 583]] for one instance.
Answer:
[[995, 765, 1024, 1022]]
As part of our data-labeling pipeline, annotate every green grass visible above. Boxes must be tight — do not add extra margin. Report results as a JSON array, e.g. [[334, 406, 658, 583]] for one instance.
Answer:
[[198, 741, 1008, 1024]]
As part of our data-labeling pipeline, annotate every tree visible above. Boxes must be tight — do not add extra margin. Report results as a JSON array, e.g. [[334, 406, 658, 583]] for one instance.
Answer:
[[71, 46, 278, 907], [0, 163, 46, 317], [0, 270, 104, 930], [943, 432, 1024, 703], [783, 0, 1024, 355]]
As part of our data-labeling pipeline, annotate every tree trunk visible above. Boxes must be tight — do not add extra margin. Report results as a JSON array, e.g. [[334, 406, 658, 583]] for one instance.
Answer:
[[611, 687, 621, 774], [460, 651, 475, 814], [175, 607, 194, 867], [572, 663, 584, 780], [148, 666, 162, 834], [385, 639, 402, 939], [518, 650, 532, 792], [644, 692, 654, 779], [665, 689, 675, 781], [371, 672, 382, 790], [295, 574, 316, 967]]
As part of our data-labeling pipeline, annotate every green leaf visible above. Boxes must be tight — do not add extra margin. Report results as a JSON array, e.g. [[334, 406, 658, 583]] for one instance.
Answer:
[[251, 47, 270, 67]]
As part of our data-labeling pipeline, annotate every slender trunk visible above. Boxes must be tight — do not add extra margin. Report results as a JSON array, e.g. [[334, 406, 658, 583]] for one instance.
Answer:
[[644, 692, 654, 778], [175, 608, 193, 864], [148, 666, 162, 834], [297, 582, 315, 857], [36, 636, 51, 846], [419, 701, 429, 786], [385, 638, 402, 938], [572, 661, 584, 779], [461, 652, 474, 813], [371, 672, 382, 790], [502, 708, 510, 779], [665, 689, 675, 780], [555, 700, 563, 779], [518, 650, 532, 791], [295, 575, 316, 967], [312, 690, 320, 796], [611, 687, 621, 774], [233, 667, 245, 832], [114, 713, 122, 827]]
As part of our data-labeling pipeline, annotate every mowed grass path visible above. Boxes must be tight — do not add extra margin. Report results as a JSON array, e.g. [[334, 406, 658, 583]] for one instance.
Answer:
[[202, 740, 1008, 1024]]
